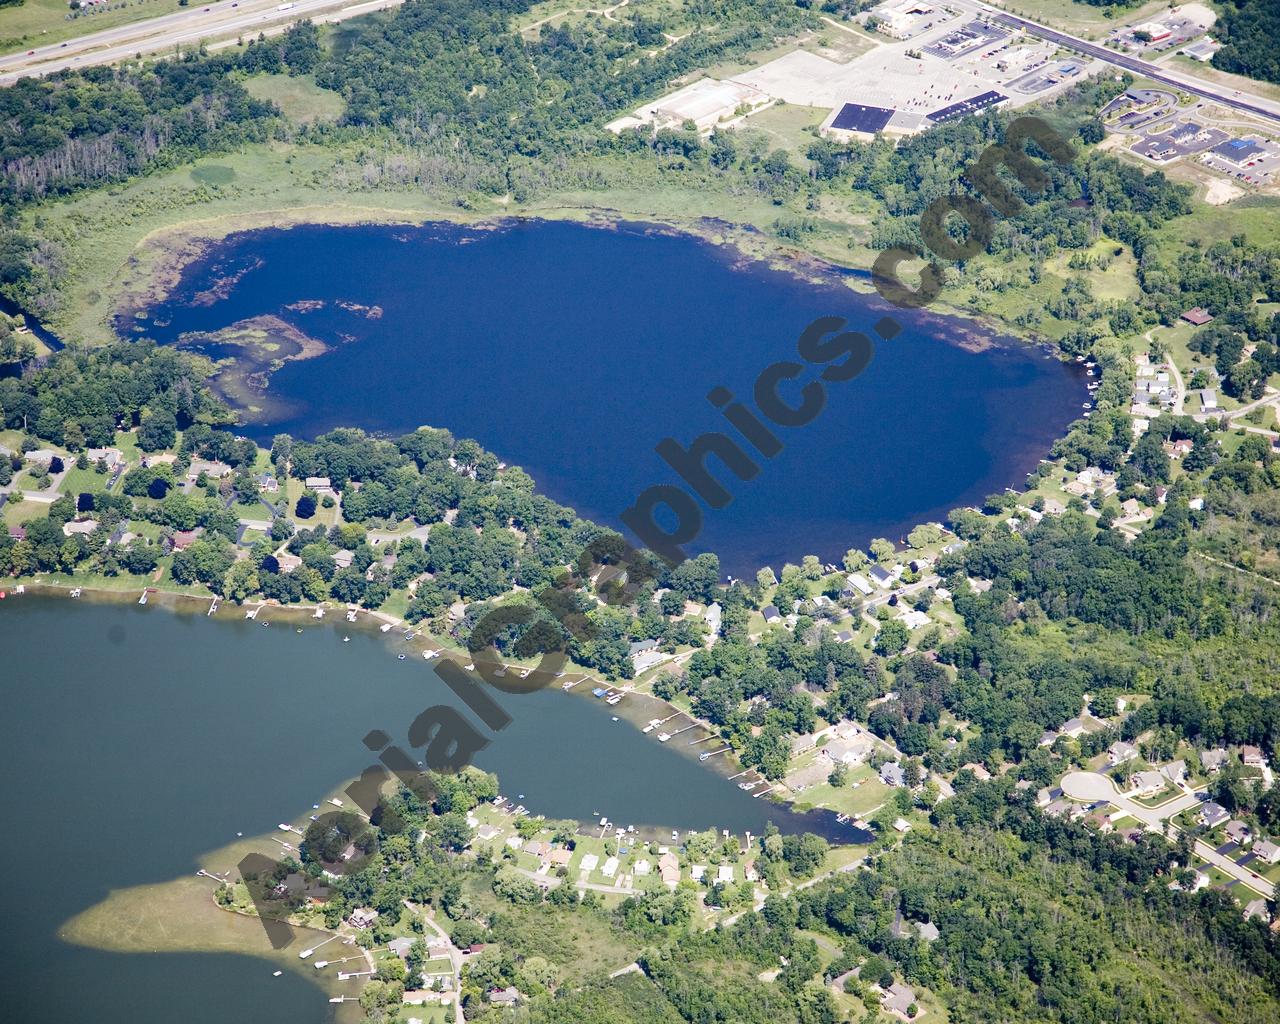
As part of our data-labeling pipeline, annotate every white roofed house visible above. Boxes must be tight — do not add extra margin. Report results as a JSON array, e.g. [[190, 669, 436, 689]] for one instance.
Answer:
[[1107, 740, 1139, 767], [1129, 770, 1166, 798]]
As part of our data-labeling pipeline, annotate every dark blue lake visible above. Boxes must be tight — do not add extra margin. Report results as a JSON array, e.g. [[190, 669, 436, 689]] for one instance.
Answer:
[[131, 219, 1083, 574]]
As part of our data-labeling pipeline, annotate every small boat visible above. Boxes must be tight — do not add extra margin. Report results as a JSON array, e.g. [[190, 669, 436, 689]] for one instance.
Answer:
[[273, 970, 283, 977], [380, 622, 392, 632], [611, 716, 619, 722], [70, 588, 81, 598], [343, 637, 350, 643], [658, 732, 671, 743], [423, 650, 439, 660], [606, 694, 622, 705], [643, 719, 660, 733], [398, 654, 406, 660], [591, 687, 608, 698]]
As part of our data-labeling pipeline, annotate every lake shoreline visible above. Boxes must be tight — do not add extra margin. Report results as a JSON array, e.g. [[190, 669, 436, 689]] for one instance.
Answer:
[[2, 579, 851, 832], [111, 204, 1061, 363]]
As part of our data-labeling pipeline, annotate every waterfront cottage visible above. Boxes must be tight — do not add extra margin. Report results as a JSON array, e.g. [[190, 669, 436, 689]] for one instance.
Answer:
[[880, 761, 906, 787], [659, 852, 680, 888], [349, 907, 379, 928]]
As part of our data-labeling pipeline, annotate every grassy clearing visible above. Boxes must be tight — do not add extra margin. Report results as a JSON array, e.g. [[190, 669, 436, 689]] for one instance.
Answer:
[[983, 0, 1170, 39], [243, 73, 348, 125], [736, 103, 828, 164]]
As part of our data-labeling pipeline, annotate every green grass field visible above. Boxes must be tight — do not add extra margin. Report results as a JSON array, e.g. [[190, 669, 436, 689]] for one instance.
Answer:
[[242, 73, 347, 125]]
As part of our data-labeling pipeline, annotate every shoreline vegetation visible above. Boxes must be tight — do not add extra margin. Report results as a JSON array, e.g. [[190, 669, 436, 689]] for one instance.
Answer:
[[6, 5, 1280, 1021]]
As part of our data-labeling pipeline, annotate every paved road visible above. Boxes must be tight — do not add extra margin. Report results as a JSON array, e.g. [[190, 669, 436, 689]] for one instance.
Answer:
[[1061, 771, 1274, 898], [977, 4, 1280, 128], [0, 0, 402, 86]]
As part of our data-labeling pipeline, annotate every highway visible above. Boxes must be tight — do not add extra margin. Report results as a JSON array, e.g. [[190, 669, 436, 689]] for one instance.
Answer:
[[0, 0, 402, 86], [980, 5, 1280, 128]]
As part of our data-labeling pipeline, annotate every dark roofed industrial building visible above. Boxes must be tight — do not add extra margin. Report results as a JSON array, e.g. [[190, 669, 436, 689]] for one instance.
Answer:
[[928, 90, 1006, 123], [830, 102, 895, 134]]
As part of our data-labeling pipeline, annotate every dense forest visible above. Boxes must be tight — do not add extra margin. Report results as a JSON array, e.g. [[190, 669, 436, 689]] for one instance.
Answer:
[[1212, 0, 1280, 85]]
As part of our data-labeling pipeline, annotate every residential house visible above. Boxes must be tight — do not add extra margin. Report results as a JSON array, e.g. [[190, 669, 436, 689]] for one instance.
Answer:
[[525, 840, 551, 859], [880, 761, 906, 787], [881, 981, 916, 1017], [579, 852, 599, 872], [7, 525, 25, 541], [85, 447, 123, 470], [304, 476, 334, 494], [761, 604, 781, 624], [916, 921, 940, 942], [843, 574, 874, 597], [349, 907, 379, 928], [188, 459, 232, 480], [1244, 899, 1270, 923], [1241, 745, 1267, 769], [1129, 770, 1167, 798], [869, 564, 899, 589], [1060, 717, 1088, 739], [716, 864, 734, 884], [1036, 785, 1063, 808], [1199, 801, 1230, 829], [1197, 389, 1219, 412], [257, 472, 279, 493], [601, 856, 619, 878], [1201, 748, 1229, 773], [690, 864, 706, 881], [1180, 306, 1215, 326], [1107, 740, 1139, 766], [704, 602, 722, 637], [961, 762, 991, 781], [489, 988, 523, 1006], [168, 529, 201, 552], [387, 937, 416, 960], [824, 736, 873, 767], [892, 817, 912, 833], [1160, 759, 1187, 786], [633, 858, 651, 876], [659, 852, 680, 887], [332, 550, 355, 570], [62, 519, 98, 537], [1252, 839, 1280, 865], [1226, 820, 1252, 846], [276, 552, 302, 573], [474, 824, 501, 843], [549, 847, 572, 869], [744, 860, 758, 882]]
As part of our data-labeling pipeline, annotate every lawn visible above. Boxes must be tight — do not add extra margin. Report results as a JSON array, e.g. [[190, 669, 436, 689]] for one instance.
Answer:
[[60, 466, 116, 496]]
